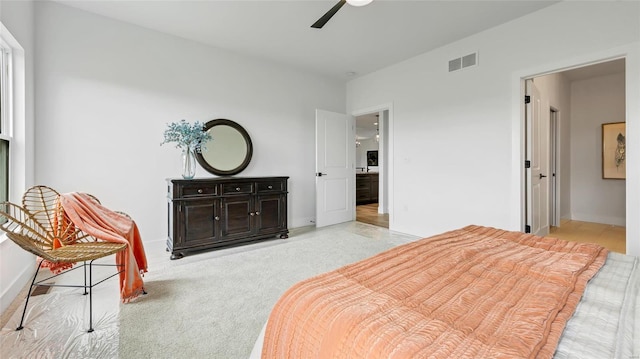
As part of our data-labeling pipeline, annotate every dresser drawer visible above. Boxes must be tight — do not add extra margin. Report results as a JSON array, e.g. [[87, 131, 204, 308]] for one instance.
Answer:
[[356, 189, 370, 201], [257, 180, 284, 193], [222, 182, 254, 195], [356, 175, 370, 188], [182, 185, 218, 197], [356, 180, 369, 190]]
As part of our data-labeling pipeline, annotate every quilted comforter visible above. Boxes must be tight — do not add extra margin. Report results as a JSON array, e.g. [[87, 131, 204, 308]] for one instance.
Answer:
[[261, 225, 608, 358]]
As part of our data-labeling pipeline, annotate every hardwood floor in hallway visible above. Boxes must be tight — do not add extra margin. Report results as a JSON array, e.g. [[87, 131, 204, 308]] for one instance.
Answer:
[[547, 219, 626, 254], [354, 208, 625, 254], [356, 203, 388, 228]]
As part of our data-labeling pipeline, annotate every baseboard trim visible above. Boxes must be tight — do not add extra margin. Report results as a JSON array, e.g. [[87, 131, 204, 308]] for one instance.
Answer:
[[0, 257, 34, 316], [570, 213, 626, 227]]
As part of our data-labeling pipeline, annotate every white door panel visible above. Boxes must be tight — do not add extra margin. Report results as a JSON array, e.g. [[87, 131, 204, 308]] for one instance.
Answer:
[[320, 178, 349, 223], [316, 109, 355, 227], [525, 80, 549, 237]]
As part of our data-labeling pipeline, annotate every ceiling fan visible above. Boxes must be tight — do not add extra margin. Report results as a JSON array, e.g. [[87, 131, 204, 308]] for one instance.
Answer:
[[311, 0, 373, 29]]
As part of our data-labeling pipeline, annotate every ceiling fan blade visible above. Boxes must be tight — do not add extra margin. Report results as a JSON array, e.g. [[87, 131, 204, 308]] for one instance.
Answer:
[[311, 0, 347, 29]]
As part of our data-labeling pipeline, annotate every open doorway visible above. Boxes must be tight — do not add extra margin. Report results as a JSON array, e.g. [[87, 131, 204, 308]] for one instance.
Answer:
[[524, 58, 627, 253], [355, 111, 389, 228]]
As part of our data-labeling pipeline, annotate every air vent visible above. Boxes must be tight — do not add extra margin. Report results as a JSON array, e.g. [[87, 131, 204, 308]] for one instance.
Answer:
[[462, 53, 477, 67], [448, 58, 462, 72], [449, 52, 478, 72], [30, 284, 53, 296]]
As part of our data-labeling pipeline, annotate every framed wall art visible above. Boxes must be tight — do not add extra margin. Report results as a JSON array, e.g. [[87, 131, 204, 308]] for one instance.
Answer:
[[367, 150, 378, 167], [602, 122, 626, 179]]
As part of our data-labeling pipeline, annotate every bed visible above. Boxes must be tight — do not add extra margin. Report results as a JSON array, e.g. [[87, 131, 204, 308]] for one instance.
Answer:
[[251, 225, 639, 359]]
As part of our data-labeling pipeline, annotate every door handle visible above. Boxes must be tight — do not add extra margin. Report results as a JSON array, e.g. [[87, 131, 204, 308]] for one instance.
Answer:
[[316, 172, 327, 177], [539, 174, 547, 179]]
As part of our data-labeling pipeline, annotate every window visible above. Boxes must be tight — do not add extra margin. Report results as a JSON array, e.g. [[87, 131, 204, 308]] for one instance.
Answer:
[[0, 43, 10, 204], [0, 140, 7, 204]]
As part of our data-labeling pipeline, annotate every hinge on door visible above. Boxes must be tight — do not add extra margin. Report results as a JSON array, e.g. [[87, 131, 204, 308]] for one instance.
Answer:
[[525, 225, 531, 233], [524, 95, 531, 104], [524, 160, 531, 169]]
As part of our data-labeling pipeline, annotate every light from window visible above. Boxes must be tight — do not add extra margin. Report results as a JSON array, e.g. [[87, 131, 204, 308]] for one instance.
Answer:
[[0, 44, 9, 204], [0, 139, 7, 204]]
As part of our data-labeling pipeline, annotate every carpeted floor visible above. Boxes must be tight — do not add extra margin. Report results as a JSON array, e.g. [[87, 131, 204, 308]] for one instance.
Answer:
[[118, 222, 417, 358], [0, 222, 418, 358]]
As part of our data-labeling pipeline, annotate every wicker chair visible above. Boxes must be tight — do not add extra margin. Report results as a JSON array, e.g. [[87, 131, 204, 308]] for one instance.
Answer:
[[0, 185, 128, 333]]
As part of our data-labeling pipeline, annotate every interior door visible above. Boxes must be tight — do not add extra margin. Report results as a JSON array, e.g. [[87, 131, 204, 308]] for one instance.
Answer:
[[525, 80, 549, 236], [315, 109, 355, 227]]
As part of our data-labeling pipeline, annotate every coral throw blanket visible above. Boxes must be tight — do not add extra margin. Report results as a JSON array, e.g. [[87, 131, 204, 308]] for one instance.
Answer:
[[59, 193, 148, 302], [262, 225, 608, 359]]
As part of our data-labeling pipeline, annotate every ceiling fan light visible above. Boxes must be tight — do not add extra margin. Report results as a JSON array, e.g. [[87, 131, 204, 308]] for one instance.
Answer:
[[346, 0, 373, 7]]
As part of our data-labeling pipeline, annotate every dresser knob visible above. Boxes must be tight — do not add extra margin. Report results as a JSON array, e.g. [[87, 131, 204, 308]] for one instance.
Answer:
[[214, 216, 220, 221], [268, 185, 273, 189], [249, 212, 255, 216], [236, 187, 241, 191], [255, 211, 260, 215], [197, 189, 203, 194]]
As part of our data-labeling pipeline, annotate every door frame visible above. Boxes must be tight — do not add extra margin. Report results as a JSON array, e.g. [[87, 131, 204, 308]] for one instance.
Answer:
[[549, 107, 560, 228], [511, 44, 639, 256], [352, 103, 394, 228]]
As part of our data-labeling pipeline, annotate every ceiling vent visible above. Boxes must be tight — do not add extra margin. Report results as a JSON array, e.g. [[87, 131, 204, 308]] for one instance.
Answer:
[[449, 52, 478, 72]]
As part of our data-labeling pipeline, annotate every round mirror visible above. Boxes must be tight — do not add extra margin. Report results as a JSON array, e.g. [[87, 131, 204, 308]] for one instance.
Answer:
[[195, 119, 253, 176]]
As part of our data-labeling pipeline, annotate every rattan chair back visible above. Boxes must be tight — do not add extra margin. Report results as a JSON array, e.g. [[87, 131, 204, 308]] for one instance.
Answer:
[[0, 201, 53, 260], [0, 185, 128, 263]]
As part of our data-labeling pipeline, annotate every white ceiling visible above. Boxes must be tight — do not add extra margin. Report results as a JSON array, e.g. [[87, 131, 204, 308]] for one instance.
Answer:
[[53, 0, 559, 80]]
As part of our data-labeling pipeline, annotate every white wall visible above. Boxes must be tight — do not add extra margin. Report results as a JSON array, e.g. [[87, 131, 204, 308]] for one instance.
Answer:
[[0, 0, 36, 314], [346, 1, 640, 255], [570, 72, 626, 225], [34, 1, 345, 244]]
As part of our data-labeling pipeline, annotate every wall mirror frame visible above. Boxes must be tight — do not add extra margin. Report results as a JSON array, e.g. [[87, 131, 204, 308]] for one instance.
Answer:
[[195, 119, 253, 176]]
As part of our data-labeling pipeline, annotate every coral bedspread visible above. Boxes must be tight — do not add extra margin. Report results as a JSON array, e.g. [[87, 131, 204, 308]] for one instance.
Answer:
[[262, 225, 608, 359]]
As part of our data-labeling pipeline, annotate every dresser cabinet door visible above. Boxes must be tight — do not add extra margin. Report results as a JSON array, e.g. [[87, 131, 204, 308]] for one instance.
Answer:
[[221, 195, 254, 239], [255, 194, 285, 235], [178, 199, 220, 248]]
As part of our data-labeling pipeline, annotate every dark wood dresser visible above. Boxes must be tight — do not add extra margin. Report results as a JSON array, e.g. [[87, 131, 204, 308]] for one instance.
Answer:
[[167, 176, 288, 259], [356, 173, 379, 205]]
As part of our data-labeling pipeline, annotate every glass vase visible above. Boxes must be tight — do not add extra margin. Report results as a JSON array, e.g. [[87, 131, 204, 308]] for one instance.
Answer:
[[181, 147, 196, 179]]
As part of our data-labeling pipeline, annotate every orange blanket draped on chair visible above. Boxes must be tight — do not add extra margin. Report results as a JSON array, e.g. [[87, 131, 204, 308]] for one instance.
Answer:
[[59, 192, 148, 302]]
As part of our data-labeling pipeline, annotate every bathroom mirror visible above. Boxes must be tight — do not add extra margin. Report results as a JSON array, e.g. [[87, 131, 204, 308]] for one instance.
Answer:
[[195, 119, 253, 176]]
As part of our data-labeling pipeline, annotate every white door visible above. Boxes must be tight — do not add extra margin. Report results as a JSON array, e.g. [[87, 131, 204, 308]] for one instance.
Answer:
[[525, 80, 549, 237], [315, 109, 355, 227]]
